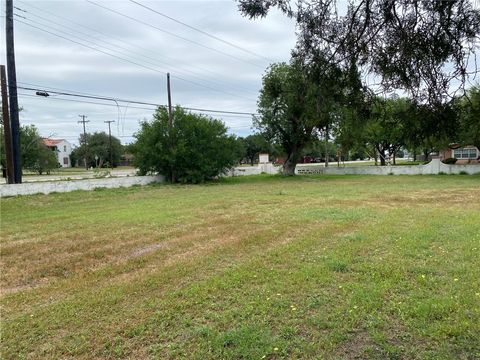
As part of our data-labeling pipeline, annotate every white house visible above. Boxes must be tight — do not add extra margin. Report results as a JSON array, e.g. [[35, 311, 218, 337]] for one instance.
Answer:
[[42, 138, 73, 168]]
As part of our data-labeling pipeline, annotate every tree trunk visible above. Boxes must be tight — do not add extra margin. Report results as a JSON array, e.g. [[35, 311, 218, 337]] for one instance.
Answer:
[[413, 151, 417, 161], [379, 155, 386, 166], [377, 145, 386, 166], [282, 150, 300, 176], [423, 149, 430, 162]]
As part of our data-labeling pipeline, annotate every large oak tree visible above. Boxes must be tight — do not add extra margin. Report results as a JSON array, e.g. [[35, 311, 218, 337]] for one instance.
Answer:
[[239, 0, 480, 104]]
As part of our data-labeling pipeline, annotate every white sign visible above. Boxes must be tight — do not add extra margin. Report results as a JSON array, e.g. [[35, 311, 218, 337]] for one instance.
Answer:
[[259, 153, 269, 163]]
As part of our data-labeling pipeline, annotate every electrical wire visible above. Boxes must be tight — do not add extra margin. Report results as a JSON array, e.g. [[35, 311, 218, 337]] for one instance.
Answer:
[[85, 0, 265, 69], [17, 86, 258, 116], [128, 0, 274, 63], [14, 16, 258, 103], [15, 5, 258, 96], [16, 0, 259, 90]]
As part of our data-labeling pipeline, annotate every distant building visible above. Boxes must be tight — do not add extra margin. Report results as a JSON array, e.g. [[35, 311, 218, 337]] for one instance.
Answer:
[[440, 145, 479, 164], [42, 138, 72, 168]]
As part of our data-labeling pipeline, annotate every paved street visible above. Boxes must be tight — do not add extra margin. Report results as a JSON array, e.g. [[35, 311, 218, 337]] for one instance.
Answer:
[[1, 168, 137, 184]]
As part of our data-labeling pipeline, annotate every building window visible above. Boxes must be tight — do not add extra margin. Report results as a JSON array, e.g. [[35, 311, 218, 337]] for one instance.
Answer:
[[453, 148, 478, 159], [64, 145, 67, 152], [63, 157, 69, 165]]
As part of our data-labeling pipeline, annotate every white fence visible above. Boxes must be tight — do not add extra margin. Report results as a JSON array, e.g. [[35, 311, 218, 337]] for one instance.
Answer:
[[296, 159, 480, 175], [2, 159, 477, 197], [0, 175, 164, 197], [227, 163, 281, 176]]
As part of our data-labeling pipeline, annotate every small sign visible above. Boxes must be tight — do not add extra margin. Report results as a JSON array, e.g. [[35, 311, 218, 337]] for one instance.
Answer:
[[259, 153, 269, 163]]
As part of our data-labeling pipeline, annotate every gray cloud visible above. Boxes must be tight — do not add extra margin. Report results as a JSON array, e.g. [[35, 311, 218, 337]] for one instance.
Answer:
[[4, 0, 296, 145]]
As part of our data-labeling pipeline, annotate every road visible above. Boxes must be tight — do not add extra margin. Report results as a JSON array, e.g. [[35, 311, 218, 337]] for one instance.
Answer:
[[1, 168, 137, 183]]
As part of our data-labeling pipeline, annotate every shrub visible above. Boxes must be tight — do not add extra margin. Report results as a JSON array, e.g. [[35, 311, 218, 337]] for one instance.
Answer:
[[134, 107, 242, 183], [443, 157, 457, 164]]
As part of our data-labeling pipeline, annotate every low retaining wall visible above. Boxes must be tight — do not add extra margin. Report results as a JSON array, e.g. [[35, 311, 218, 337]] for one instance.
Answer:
[[228, 163, 281, 176], [0, 175, 165, 197], [296, 159, 480, 175]]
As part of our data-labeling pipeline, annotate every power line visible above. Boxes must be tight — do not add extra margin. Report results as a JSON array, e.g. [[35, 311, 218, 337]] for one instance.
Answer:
[[16, 0, 257, 93], [18, 92, 255, 120], [128, 0, 273, 64], [85, 0, 265, 69], [15, 5, 257, 97], [14, 16, 257, 103], [17, 85, 258, 116]]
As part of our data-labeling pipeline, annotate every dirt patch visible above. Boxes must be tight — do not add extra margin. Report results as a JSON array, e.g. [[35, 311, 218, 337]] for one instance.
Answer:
[[130, 242, 169, 258]]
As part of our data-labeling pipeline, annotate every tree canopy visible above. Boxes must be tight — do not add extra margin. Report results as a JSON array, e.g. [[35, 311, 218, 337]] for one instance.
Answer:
[[238, 134, 272, 165], [458, 86, 480, 150], [73, 132, 123, 168], [257, 59, 348, 175], [1, 124, 58, 174], [239, 0, 480, 104], [134, 107, 242, 183]]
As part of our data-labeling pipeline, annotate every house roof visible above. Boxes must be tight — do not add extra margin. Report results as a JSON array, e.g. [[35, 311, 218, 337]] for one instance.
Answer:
[[42, 138, 65, 147]]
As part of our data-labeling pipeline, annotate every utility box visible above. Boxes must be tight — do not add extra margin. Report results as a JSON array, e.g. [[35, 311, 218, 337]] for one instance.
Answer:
[[259, 153, 269, 164]]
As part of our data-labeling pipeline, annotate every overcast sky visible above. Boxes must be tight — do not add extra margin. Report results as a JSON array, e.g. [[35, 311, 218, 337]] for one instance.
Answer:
[[1, 0, 297, 145], [3, 1, 479, 147]]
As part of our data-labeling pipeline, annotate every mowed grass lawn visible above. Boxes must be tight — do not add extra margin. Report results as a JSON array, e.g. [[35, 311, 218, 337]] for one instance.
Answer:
[[1, 175, 479, 359]]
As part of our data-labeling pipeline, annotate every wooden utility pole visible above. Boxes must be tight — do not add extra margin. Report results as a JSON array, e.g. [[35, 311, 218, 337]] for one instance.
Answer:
[[6, 0, 22, 183], [78, 115, 89, 169], [324, 125, 329, 168], [167, 73, 174, 182], [104, 120, 115, 169], [167, 72, 173, 127], [1, 65, 14, 184]]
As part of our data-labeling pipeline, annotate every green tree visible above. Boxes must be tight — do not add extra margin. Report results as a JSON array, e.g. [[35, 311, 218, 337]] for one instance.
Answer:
[[239, 0, 480, 105], [337, 96, 415, 165], [366, 97, 411, 165], [257, 59, 345, 175], [301, 137, 338, 162], [134, 107, 241, 183], [402, 102, 459, 161], [458, 86, 480, 150], [73, 132, 122, 168], [1, 124, 58, 174], [240, 134, 271, 165]]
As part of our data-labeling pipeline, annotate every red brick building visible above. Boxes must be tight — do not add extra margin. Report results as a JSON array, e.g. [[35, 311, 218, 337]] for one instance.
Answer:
[[440, 145, 479, 164]]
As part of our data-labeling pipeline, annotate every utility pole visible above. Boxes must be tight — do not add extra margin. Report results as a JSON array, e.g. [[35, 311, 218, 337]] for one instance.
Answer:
[[167, 72, 173, 127], [78, 115, 89, 169], [324, 124, 329, 168], [6, 0, 22, 183], [167, 72, 174, 182], [1, 65, 14, 184], [104, 120, 115, 169]]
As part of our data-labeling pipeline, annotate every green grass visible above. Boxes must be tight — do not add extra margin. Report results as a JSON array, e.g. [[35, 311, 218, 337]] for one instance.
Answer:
[[1, 175, 479, 359]]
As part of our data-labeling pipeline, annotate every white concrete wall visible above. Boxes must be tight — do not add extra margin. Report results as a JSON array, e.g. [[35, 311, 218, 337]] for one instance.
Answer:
[[228, 163, 281, 176], [296, 159, 480, 175], [0, 175, 164, 197]]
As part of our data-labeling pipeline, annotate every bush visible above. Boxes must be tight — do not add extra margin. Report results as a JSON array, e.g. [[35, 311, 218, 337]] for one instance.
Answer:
[[134, 107, 242, 183], [443, 157, 457, 164]]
